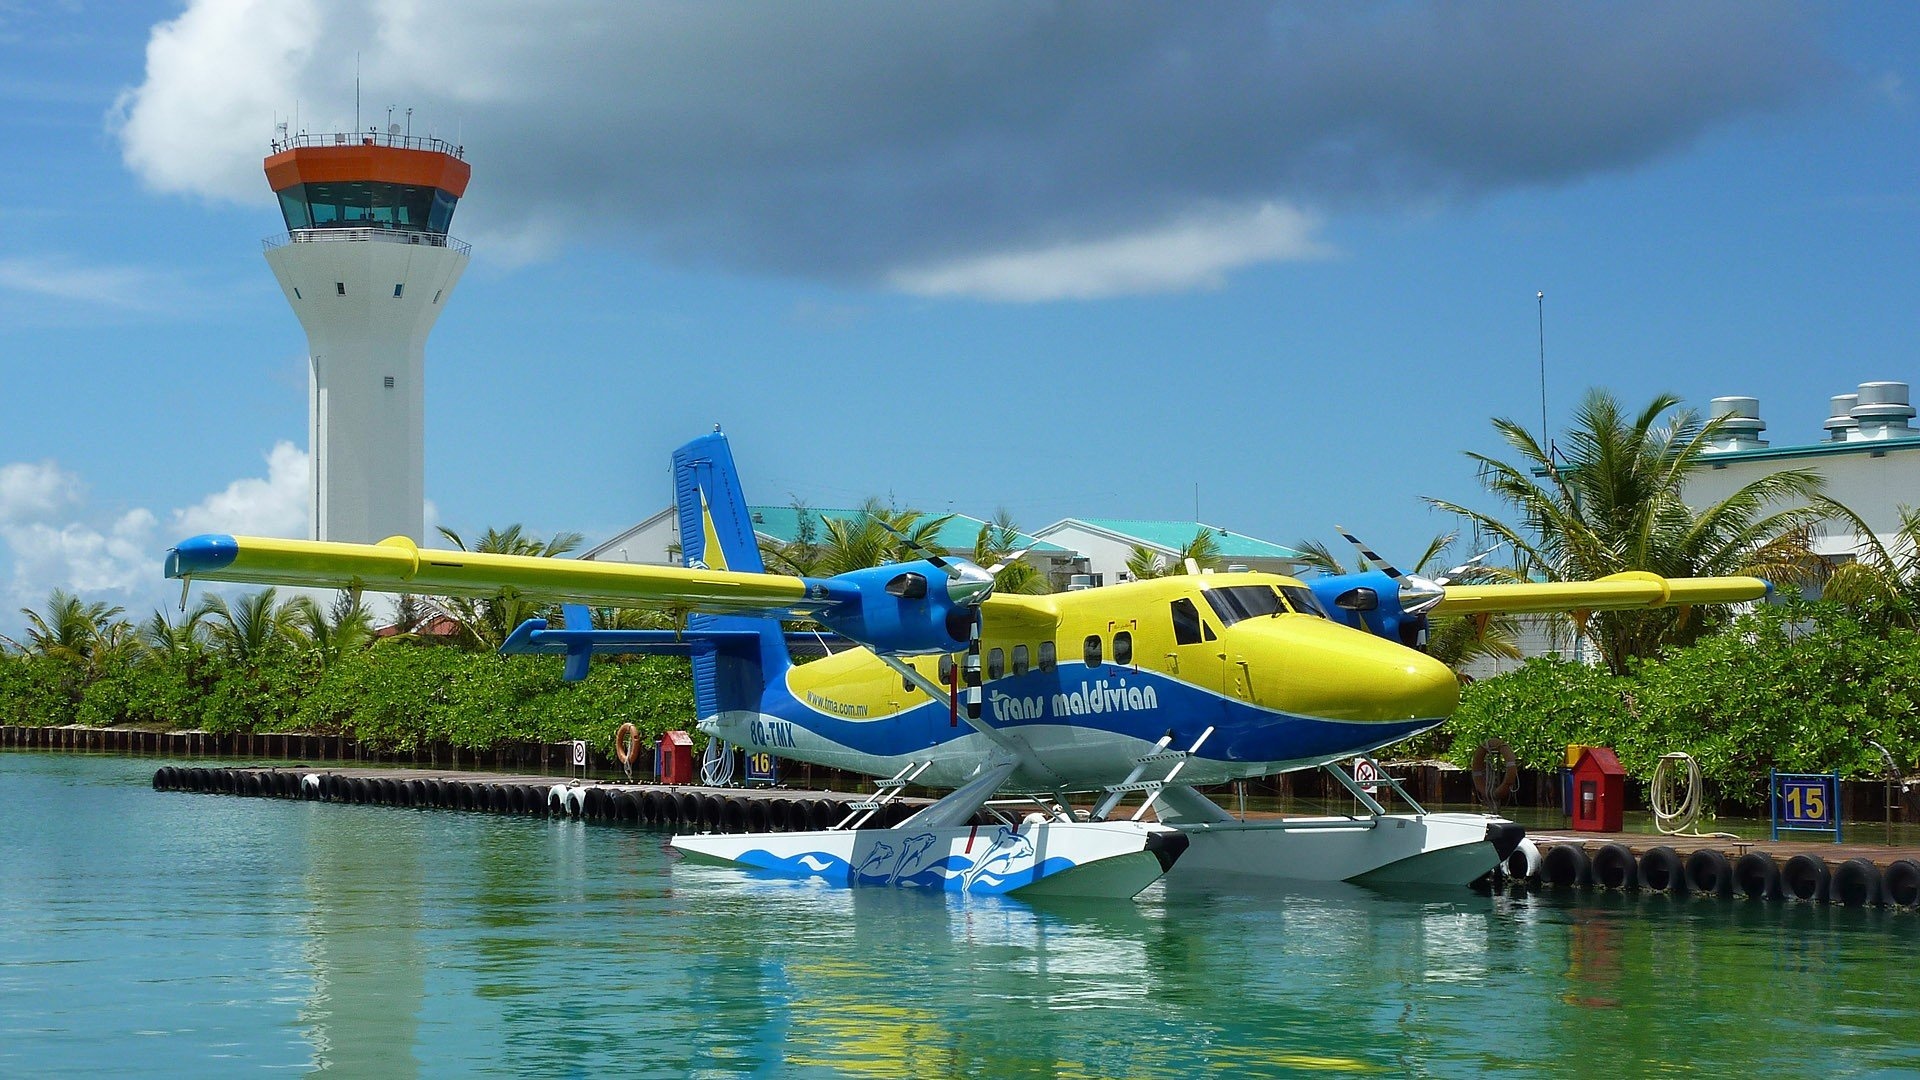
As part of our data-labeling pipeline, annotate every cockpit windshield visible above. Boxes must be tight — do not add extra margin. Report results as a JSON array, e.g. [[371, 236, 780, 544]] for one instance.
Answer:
[[1202, 585, 1284, 625], [1203, 583, 1327, 625], [1280, 585, 1326, 618]]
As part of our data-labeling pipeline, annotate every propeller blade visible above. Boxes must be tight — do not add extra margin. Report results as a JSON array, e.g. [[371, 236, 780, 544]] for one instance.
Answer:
[[982, 547, 1032, 576], [876, 519, 963, 579], [1336, 526, 1405, 580], [1435, 546, 1500, 586], [1335, 526, 1445, 617]]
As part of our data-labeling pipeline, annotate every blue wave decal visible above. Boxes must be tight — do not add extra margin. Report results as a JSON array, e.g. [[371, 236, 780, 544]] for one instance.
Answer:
[[723, 846, 1080, 894]]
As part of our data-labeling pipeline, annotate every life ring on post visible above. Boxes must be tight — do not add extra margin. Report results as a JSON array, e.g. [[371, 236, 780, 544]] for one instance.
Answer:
[[614, 723, 642, 771], [1470, 737, 1519, 805]]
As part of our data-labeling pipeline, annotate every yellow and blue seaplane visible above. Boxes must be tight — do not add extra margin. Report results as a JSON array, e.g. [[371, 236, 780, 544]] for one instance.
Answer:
[[164, 432, 1767, 900]]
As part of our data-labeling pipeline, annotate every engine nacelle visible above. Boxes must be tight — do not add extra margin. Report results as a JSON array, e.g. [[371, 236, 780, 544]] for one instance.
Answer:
[[1308, 569, 1431, 651], [807, 561, 972, 655]]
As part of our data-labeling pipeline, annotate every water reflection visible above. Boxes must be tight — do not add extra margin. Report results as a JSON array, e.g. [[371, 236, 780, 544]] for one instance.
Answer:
[[6, 756, 1920, 1078], [298, 806, 426, 1076]]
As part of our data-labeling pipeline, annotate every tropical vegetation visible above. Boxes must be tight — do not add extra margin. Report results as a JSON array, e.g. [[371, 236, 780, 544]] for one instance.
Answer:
[[1427, 389, 1835, 674], [1444, 598, 1920, 800], [0, 525, 694, 754]]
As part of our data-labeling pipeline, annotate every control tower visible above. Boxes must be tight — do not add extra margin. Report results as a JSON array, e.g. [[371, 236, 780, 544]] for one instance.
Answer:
[[262, 130, 471, 544]]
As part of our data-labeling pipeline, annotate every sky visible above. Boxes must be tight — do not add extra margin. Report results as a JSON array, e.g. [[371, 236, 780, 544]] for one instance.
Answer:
[[2, 1, 1917, 636]]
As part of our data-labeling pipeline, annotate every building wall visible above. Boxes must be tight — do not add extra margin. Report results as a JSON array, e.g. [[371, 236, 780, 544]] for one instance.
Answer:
[[1685, 441, 1920, 558]]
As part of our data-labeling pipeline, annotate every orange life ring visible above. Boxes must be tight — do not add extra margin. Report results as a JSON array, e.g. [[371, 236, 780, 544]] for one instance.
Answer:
[[614, 723, 642, 768], [1471, 737, 1519, 802]]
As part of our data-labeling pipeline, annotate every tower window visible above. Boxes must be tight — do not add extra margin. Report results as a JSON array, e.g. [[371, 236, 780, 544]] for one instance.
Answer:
[[432, 289, 442, 304], [393, 284, 404, 298], [335, 282, 345, 296], [383, 376, 395, 389], [292, 287, 302, 300]]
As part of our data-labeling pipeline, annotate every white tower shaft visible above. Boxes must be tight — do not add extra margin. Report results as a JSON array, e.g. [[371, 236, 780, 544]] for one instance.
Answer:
[[265, 238, 467, 544]]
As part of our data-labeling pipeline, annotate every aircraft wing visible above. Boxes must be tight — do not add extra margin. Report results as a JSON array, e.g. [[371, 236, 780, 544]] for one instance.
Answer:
[[978, 593, 1062, 635], [1431, 572, 1768, 616], [164, 534, 823, 615]]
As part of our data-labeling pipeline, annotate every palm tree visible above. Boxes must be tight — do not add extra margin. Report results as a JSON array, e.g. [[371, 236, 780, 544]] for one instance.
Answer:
[[20, 590, 129, 674], [809, 500, 951, 577], [971, 510, 1050, 595], [290, 592, 375, 668], [760, 500, 824, 577], [138, 608, 208, 663], [195, 589, 308, 665], [1822, 505, 1920, 629], [1126, 529, 1223, 580], [432, 524, 585, 651], [1427, 389, 1833, 674]]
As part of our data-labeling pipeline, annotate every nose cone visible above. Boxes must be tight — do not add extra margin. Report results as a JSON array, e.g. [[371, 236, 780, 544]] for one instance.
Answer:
[[1255, 618, 1459, 723]]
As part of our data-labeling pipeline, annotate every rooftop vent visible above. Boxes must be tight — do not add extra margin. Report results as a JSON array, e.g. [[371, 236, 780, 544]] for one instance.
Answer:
[[1850, 381, 1916, 441], [1705, 396, 1768, 452], [1825, 394, 1860, 441]]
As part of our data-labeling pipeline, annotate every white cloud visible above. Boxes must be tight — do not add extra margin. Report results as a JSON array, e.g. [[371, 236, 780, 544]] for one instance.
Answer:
[[0, 256, 205, 314], [113, 0, 320, 203], [0, 460, 80, 523], [170, 441, 308, 539], [0, 445, 309, 629], [888, 202, 1331, 302]]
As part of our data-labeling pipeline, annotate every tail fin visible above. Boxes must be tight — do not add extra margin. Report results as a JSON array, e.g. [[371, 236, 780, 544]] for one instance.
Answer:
[[672, 432, 790, 719]]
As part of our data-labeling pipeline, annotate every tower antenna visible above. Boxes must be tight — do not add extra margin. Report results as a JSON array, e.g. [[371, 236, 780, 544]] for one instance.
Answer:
[[354, 53, 361, 132], [1536, 290, 1548, 441]]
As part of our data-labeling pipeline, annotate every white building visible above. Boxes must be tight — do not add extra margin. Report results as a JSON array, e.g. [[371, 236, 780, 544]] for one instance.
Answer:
[[1031, 518, 1307, 588]]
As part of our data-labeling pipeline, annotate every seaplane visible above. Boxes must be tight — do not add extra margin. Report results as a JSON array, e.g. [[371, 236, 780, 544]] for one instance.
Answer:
[[164, 431, 1768, 900]]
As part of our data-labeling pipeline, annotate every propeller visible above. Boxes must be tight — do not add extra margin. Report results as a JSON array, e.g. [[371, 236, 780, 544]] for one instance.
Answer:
[[876, 520, 1029, 728], [1336, 526, 1445, 617], [1434, 546, 1500, 587]]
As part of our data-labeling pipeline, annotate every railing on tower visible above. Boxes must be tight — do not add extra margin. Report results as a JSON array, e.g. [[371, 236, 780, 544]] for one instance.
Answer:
[[270, 131, 464, 158], [262, 229, 472, 256]]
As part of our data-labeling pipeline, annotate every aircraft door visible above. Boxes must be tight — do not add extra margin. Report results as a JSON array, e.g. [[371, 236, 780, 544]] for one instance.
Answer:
[[1166, 598, 1233, 712]]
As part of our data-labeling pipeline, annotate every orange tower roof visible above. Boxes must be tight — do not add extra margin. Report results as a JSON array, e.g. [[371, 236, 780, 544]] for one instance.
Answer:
[[264, 140, 470, 196]]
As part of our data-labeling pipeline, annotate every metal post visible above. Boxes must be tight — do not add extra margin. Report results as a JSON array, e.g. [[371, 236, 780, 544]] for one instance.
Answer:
[[1834, 770, 1843, 844], [1770, 769, 1779, 842]]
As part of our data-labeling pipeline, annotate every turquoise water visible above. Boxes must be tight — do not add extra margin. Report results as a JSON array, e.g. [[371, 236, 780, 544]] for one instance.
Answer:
[[3, 753, 1917, 1077]]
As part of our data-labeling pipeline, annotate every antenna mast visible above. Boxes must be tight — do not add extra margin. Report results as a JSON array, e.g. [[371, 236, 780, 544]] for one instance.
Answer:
[[1536, 290, 1547, 441]]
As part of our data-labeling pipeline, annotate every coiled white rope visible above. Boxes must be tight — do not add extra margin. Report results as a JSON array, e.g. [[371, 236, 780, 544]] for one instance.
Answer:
[[700, 738, 736, 787], [1651, 751, 1703, 834]]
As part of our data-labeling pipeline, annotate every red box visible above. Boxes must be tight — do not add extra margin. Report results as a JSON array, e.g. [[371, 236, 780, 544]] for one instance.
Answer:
[[656, 730, 694, 785], [1572, 746, 1626, 832]]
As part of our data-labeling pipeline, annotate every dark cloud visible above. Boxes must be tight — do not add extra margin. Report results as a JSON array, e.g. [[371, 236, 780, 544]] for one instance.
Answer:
[[123, 1, 1838, 289]]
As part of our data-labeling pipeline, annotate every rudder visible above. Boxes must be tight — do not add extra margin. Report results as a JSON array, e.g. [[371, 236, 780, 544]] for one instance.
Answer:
[[672, 432, 789, 717]]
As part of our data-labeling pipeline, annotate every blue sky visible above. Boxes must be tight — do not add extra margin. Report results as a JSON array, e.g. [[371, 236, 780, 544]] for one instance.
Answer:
[[2, 2, 1917, 634]]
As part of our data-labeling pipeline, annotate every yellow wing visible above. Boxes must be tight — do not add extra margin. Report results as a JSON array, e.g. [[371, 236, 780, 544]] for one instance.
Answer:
[[1432, 571, 1768, 616], [165, 533, 818, 614]]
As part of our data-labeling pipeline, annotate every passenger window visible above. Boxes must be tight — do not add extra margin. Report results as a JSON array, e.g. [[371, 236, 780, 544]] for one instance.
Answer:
[[1114, 631, 1133, 667], [903, 672, 914, 692], [989, 647, 1005, 680], [939, 654, 955, 685], [1170, 598, 1203, 645], [1084, 635, 1102, 667], [1012, 644, 1029, 676], [1038, 641, 1056, 673]]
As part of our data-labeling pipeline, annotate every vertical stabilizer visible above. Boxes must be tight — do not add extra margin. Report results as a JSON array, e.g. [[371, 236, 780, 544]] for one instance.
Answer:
[[671, 433, 788, 718]]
